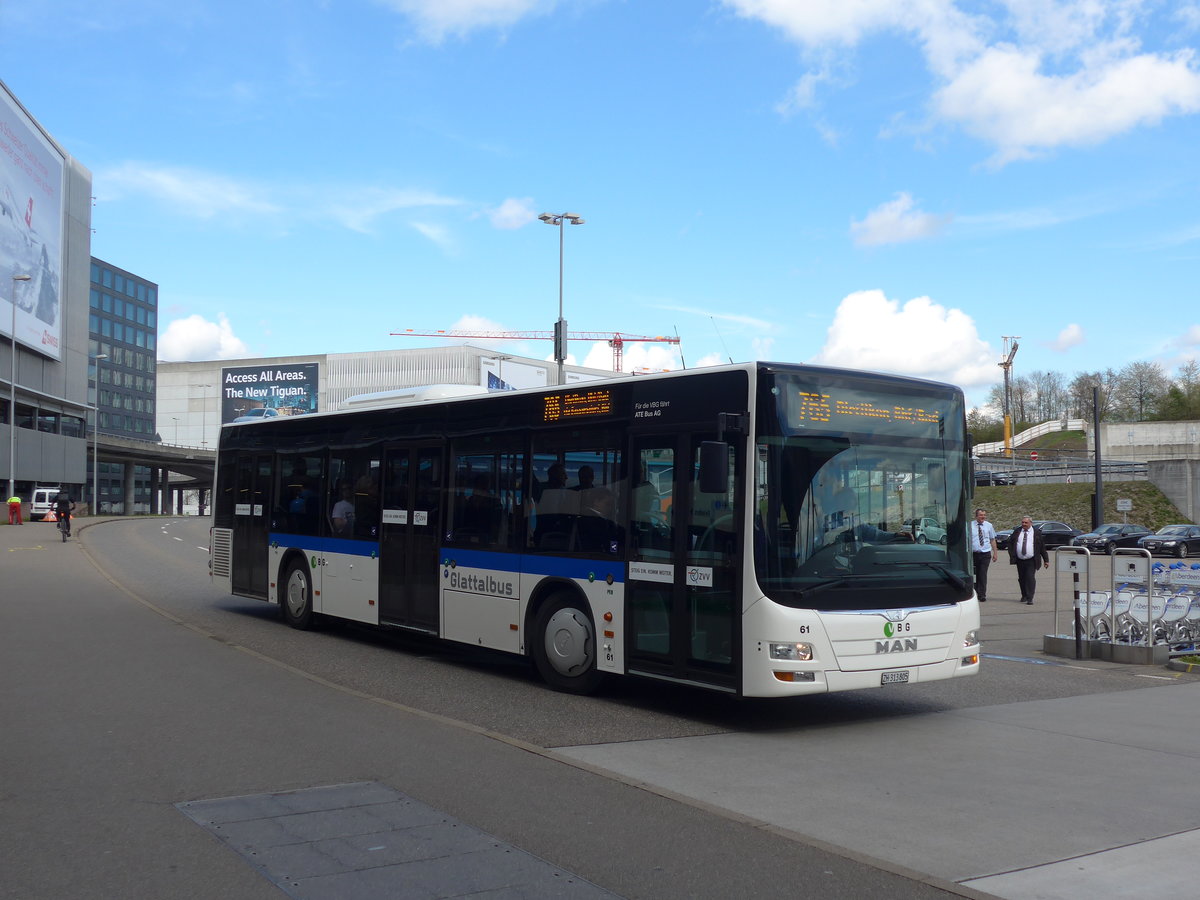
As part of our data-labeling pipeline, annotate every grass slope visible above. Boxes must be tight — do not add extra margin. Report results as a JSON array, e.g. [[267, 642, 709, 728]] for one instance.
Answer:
[[973, 480, 1190, 533]]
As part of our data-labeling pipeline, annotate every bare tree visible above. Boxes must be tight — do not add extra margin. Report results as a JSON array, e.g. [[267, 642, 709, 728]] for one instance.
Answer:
[[1115, 361, 1167, 420]]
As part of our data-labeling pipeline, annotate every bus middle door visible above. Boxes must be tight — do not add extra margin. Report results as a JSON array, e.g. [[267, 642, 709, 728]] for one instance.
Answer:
[[379, 443, 444, 632]]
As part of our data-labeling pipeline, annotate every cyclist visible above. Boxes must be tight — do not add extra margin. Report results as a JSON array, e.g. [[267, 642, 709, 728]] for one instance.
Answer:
[[53, 493, 76, 541]]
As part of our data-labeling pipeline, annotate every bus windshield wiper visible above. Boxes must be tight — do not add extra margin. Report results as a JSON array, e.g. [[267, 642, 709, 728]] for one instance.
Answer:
[[909, 561, 967, 591], [797, 576, 847, 600]]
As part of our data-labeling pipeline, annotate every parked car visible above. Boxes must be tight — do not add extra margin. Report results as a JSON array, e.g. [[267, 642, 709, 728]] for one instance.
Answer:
[[997, 520, 1081, 551], [1071, 523, 1153, 554], [1137, 524, 1200, 558], [905, 516, 947, 544], [974, 470, 1017, 486], [232, 407, 280, 424], [1034, 521, 1083, 549]]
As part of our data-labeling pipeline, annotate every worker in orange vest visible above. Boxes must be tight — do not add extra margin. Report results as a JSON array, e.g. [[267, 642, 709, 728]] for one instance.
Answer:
[[7, 494, 22, 525]]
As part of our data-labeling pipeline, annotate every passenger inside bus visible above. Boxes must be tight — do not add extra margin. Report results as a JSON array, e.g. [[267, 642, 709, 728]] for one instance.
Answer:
[[331, 483, 355, 535]]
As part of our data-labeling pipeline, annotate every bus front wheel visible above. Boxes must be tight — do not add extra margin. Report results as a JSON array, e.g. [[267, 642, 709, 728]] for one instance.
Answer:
[[282, 559, 315, 630], [532, 594, 604, 694]]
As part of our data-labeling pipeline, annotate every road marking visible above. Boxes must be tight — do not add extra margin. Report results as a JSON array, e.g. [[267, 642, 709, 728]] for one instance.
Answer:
[[6, 545, 46, 551], [982, 653, 1069, 666]]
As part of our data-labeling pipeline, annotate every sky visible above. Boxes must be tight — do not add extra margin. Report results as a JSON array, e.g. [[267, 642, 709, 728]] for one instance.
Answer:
[[4, 0, 1200, 411]]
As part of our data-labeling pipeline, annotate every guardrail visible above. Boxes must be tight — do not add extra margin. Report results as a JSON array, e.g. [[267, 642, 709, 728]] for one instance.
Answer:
[[973, 419, 1085, 457]]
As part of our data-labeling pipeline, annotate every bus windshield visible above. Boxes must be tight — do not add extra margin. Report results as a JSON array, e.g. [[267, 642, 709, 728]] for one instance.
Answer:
[[756, 370, 972, 610]]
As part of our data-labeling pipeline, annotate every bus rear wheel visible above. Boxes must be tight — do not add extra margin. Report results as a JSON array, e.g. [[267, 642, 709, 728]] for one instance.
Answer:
[[532, 594, 604, 694], [282, 559, 315, 630]]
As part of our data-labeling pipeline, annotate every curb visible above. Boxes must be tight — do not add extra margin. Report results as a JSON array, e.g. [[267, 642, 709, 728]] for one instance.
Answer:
[[1167, 658, 1200, 674]]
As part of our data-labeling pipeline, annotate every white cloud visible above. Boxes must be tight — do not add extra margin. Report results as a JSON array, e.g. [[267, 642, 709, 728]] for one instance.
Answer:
[[97, 162, 462, 233], [693, 352, 729, 368], [809, 289, 995, 387], [851, 192, 950, 246], [1049, 323, 1084, 351], [158, 313, 251, 361], [488, 197, 537, 229], [377, 0, 554, 42], [99, 163, 280, 219], [410, 221, 456, 251], [327, 188, 461, 233], [723, 0, 1200, 163], [935, 44, 1200, 166]]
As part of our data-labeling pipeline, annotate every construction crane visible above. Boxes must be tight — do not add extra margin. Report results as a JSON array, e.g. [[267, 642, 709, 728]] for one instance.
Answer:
[[391, 329, 681, 372]]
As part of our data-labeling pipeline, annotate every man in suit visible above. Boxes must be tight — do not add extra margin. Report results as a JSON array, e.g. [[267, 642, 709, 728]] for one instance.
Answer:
[[1008, 515, 1049, 604]]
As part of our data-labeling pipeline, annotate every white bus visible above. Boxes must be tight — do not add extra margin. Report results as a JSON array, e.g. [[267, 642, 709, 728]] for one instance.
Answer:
[[210, 363, 980, 697]]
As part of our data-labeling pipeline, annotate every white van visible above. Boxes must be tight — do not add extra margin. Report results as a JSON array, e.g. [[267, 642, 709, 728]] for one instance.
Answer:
[[30, 487, 61, 521]]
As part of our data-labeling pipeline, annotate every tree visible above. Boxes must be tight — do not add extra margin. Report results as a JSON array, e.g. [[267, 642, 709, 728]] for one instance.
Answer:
[[1114, 361, 1167, 421]]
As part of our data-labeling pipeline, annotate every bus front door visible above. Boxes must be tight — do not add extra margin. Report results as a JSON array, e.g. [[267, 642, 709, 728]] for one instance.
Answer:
[[626, 434, 740, 692], [231, 453, 272, 598], [379, 444, 444, 632]]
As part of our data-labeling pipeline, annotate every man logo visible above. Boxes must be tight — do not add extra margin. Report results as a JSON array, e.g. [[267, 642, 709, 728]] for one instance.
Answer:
[[876, 638, 918, 653]]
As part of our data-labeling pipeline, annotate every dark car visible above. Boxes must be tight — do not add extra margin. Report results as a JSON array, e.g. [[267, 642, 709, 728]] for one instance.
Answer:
[[974, 470, 1018, 486], [1137, 524, 1200, 558], [998, 520, 1081, 551], [1071, 523, 1153, 554], [1034, 521, 1083, 549], [994, 527, 1015, 550]]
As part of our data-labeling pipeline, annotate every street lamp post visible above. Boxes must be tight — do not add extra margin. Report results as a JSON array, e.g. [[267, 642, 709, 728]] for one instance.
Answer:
[[171, 417, 179, 444], [91, 353, 108, 515], [193, 383, 213, 448], [8, 273, 32, 500], [538, 212, 585, 385]]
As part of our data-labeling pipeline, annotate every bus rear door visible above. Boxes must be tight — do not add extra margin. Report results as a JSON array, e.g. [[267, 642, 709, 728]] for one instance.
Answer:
[[231, 453, 272, 598], [379, 443, 444, 632]]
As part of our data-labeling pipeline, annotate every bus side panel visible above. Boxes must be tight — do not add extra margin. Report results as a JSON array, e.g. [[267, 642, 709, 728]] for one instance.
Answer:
[[318, 546, 379, 625]]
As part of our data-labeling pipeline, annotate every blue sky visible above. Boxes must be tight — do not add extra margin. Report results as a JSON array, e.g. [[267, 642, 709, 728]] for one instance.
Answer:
[[5, 0, 1200, 409]]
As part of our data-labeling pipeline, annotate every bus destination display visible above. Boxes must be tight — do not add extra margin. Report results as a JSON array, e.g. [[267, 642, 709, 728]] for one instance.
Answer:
[[795, 390, 942, 427], [543, 389, 614, 422]]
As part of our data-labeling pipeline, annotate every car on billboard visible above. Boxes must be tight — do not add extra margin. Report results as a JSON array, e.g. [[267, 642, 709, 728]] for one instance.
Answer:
[[1071, 523, 1153, 554], [1137, 524, 1200, 558], [232, 407, 280, 424]]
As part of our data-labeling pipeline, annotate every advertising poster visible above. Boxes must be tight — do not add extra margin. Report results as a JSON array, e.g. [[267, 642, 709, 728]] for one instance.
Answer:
[[0, 83, 65, 360], [221, 363, 319, 424]]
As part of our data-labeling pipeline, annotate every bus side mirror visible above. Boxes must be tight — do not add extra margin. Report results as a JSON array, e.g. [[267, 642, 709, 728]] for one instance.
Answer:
[[699, 441, 729, 494]]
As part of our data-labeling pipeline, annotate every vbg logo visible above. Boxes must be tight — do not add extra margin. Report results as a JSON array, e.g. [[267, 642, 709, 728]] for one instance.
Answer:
[[884, 622, 895, 638]]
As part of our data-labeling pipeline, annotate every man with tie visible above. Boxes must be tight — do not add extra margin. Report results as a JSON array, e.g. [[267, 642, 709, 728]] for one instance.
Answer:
[[970, 508, 998, 602], [1008, 515, 1049, 604]]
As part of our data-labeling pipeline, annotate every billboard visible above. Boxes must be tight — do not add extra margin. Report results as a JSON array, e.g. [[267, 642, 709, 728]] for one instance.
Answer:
[[221, 363, 319, 424], [0, 83, 65, 360]]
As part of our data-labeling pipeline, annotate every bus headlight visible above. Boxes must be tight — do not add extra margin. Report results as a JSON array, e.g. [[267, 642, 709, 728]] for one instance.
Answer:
[[769, 642, 814, 661], [964, 630, 979, 648]]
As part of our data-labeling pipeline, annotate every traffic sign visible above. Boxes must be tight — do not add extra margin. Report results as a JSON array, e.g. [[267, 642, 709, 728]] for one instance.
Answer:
[[1030, 450, 1038, 460], [1116, 498, 1132, 511]]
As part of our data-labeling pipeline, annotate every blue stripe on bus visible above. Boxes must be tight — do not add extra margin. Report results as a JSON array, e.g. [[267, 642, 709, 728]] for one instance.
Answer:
[[266, 536, 627, 582], [439, 547, 625, 584], [269, 533, 380, 557]]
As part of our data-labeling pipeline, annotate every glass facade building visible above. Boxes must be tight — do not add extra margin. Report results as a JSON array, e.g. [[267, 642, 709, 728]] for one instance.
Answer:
[[88, 258, 159, 512]]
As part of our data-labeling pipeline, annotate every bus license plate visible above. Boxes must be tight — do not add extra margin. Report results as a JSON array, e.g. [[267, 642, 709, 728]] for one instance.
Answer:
[[881, 670, 910, 685]]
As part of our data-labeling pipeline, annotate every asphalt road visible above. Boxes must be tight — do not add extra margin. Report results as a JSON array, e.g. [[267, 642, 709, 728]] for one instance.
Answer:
[[6, 516, 1199, 899]]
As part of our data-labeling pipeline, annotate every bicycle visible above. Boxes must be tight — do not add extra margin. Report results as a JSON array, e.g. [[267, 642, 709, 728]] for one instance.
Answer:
[[58, 513, 71, 541]]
